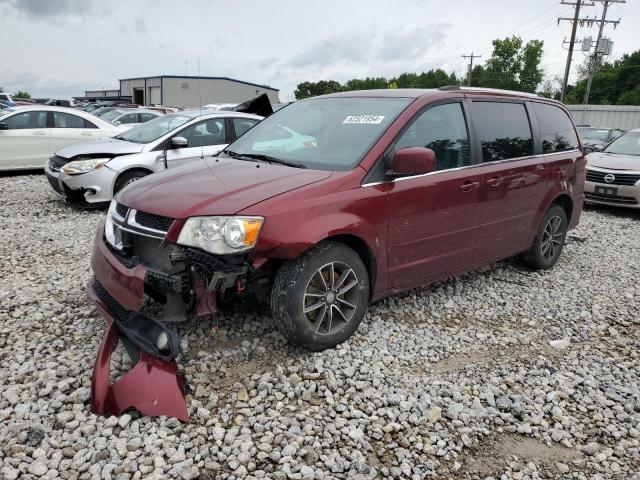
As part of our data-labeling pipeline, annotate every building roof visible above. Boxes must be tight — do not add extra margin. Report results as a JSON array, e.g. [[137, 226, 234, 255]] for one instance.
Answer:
[[119, 75, 279, 92]]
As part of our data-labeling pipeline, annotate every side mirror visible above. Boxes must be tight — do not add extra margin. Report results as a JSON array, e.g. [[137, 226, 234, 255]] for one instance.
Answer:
[[113, 120, 122, 126], [593, 144, 604, 151], [171, 136, 188, 148], [0, 123, 8, 130], [391, 147, 436, 176]]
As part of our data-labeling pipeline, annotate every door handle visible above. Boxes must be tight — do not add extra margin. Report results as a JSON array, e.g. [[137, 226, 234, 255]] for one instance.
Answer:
[[486, 176, 503, 187], [81, 132, 92, 136], [32, 131, 46, 136], [459, 181, 480, 192]]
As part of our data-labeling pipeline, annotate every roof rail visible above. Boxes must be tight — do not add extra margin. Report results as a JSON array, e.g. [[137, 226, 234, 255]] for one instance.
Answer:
[[438, 85, 539, 98]]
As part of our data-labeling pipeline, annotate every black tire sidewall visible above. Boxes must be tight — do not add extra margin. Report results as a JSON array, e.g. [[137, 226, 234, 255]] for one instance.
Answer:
[[533, 205, 568, 269], [271, 242, 369, 350], [114, 170, 148, 195]]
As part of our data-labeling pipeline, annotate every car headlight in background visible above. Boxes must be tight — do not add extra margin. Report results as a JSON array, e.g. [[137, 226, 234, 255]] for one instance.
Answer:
[[61, 158, 110, 175], [177, 216, 264, 254]]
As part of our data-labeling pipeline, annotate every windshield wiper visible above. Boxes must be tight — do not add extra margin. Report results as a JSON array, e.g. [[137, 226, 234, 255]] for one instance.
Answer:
[[223, 150, 306, 169]]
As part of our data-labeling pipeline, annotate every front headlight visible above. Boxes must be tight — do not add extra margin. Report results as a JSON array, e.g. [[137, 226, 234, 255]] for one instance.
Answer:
[[61, 158, 110, 175], [177, 216, 264, 254]]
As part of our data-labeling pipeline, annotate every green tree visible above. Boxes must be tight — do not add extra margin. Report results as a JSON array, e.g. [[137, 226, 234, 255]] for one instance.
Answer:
[[617, 85, 640, 105], [294, 80, 342, 99], [13, 91, 31, 99], [564, 50, 640, 104], [479, 36, 544, 92], [343, 77, 388, 91]]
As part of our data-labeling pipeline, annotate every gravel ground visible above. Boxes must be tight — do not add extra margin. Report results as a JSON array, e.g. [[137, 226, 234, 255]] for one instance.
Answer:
[[1, 173, 639, 480]]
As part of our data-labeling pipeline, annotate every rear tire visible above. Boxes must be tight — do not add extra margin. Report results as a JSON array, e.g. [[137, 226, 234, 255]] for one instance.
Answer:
[[114, 169, 150, 195], [271, 242, 370, 351], [521, 204, 568, 270]]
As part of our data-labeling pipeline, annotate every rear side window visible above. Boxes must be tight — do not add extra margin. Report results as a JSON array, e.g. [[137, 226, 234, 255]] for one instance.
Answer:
[[84, 119, 98, 129], [233, 118, 258, 137], [395, 102, 471, 170], [532, 102, 579, 153], [471, 102, 533, 162], [3, 111, 46, 129], [139, 113, 157, 122], [53, 112, 85, 128]]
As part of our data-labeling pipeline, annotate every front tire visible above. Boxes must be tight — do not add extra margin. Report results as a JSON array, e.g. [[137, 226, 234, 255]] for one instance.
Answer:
[[271, 242, 370, 350], [521, 204, 568, 270], [114, 169, 150, 196]]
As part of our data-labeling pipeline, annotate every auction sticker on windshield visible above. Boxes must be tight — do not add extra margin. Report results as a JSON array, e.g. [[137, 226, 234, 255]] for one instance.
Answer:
[[343, 115, 385, 124]]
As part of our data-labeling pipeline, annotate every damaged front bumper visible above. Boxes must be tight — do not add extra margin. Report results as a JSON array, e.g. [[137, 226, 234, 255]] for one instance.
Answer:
[[88, 220, 256, 421], [88, 280, 189, 422]]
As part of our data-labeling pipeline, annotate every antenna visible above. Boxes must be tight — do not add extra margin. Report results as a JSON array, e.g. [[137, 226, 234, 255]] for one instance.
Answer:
[[198, 58, 204, 159]]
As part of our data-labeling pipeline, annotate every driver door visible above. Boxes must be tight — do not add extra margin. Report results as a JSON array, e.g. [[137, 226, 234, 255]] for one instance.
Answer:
[[165, 118, 228, 168], [386, 101, 483, 288]]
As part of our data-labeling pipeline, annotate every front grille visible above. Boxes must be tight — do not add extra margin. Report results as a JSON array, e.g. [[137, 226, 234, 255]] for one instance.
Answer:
[[586, 169, 640, 186], [134, 211, 174, 232], [49, 155, 69, 172], [585, 192, 639, 205], [115, 203, 128, 218]]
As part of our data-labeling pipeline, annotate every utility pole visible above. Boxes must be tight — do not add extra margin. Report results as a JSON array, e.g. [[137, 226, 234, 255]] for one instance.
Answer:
[[558, 0, 595, 102], [462, 52, 482, 86], [583, 0, 624, 104]]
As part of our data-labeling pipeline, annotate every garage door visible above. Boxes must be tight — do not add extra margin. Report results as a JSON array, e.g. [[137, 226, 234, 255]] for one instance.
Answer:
[[149, 86, 161, 105]]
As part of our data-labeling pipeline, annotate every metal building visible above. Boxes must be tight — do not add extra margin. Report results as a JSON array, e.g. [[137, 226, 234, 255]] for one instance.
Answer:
[[118, 76, 279, 108], [566, 104, 640, 130]]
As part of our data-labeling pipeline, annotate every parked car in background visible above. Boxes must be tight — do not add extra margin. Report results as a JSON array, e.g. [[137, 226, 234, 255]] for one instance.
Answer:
[[577, 126, 626, 154], [99, 108, 163, 128], [0, 106, 123, 170], [88, 87, 585, 361], [0, 93, 14, 105], [92, 106, 117, 117], [45, 110, 263, 205], [585, 129, 640, 209], [146, 106, 178, 115], [44, 99, 74, 108]]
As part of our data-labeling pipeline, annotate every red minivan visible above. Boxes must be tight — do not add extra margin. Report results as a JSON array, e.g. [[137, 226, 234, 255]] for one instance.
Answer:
[[88, 87, 584, 416]]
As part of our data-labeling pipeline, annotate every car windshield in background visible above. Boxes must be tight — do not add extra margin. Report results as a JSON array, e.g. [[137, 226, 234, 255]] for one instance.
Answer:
[[579, 128, 610, 141], [604, 132, 640, 156], [115, 114, 192, 144], [101, 109, 124, 123], [224, 97, 412, 171]]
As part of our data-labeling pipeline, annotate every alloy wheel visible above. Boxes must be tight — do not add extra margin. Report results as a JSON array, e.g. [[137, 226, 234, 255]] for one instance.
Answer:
[[541, 215, 563, 260], [302, 261, 359, 335]]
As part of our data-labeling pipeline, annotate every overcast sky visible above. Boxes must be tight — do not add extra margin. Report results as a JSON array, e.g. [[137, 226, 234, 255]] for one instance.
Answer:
[[1, 0, 638, 102]]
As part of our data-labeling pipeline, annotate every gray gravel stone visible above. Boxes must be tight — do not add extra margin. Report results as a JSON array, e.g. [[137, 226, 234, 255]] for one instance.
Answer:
[[1, 176, 639, 480]]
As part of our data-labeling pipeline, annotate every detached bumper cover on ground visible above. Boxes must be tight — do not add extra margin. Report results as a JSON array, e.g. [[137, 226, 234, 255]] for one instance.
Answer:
[[88, 225, 190, 421]]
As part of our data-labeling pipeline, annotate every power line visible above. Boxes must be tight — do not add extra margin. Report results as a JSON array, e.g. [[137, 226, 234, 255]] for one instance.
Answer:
[[583, 0, 625, 104], [558, 0, 595, 101], [462, 52, 482, 86]]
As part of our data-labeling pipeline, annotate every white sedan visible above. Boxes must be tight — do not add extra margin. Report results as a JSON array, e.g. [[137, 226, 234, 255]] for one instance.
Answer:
[[0, 106, 124, 170]]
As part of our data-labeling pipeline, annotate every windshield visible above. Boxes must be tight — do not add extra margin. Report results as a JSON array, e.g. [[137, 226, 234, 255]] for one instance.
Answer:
[[224, 97, 412, 170], [101, 110, 124, 123], [115, 114, 192, 144], [603, 132, 640, 156], [578, 127, 610, 141]]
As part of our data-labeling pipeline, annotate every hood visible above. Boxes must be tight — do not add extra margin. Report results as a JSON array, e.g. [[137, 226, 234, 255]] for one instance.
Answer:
[[117, 157, 333, 218], [55, 138, 145, 159], [587, 151, 640, 171]]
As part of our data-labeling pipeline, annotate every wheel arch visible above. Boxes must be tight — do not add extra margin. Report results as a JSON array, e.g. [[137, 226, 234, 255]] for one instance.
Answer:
[[113, 167, 154, 195], [323, 233, 377, 299], [550, 192, 573, 223]]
